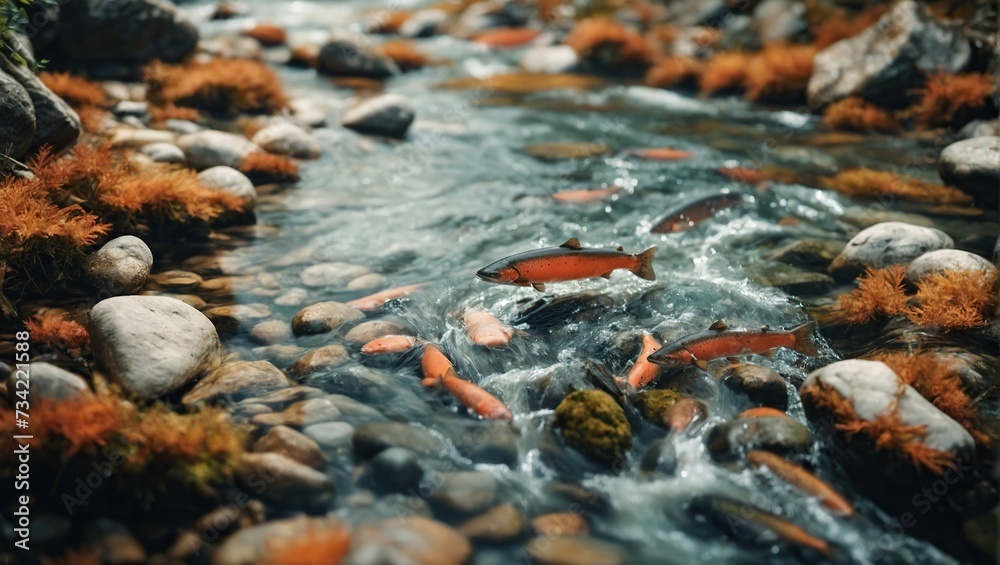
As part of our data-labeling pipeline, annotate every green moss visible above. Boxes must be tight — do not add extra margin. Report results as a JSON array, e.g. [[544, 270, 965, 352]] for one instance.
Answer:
[[554, 390, 632, 466], [633, 389, 686, 425]]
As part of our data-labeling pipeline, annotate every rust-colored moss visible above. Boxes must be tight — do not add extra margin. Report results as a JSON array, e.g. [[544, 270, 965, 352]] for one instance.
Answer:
[[25, 311, 90, 351], [242, 23, 287, 46], [644, 55, 703, 89], [906, 269, 997, 329], [821, 97, 898, 133], [910, 72, 995, 128], [379, 40, 429, 71], [811, 5, 890, 49], [145, 58, 287, 116], [39, 72, 107, 108], [699, 52, 752, 94], [745, 44, 816, 103], [262, 526, 352, 565], [833, 266, 909, 325], [821, 167, 972, 206], [238, 152, 301, 184], [565, 18, 655, 72]]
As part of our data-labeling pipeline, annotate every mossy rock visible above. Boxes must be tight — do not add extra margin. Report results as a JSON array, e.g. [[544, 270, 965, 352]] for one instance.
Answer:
[[633, 389, 686, 425], [554, 390, 632, 466]]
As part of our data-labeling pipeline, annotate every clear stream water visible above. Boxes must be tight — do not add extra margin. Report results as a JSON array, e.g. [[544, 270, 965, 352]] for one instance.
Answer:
[[181, 1, 996, 563]]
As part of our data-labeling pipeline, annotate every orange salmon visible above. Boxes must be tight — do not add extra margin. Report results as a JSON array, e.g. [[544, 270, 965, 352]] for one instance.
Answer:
[[473, 27, 542, 47], [477, 238, 657, 292], [551, 186, 619, 204], [420, 344, 513, 420], [747, 450, 856, 517], [650, 192, 743, 233], [691, 495, 832, 557], [463, 309, 515, 348], [664, 398, 707, 433], [626, 333, 662, 390], [347, 283, 426, 312], [739, 407, 790, 419], [361, 335, 419, 355], [628, 148, 694, 161], [648, 320, 819, 369], [717, 166, 771, 184]]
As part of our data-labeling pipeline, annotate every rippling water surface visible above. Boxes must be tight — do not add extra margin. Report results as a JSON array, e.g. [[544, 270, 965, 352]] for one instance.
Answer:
[[182, 2, 994, 562]]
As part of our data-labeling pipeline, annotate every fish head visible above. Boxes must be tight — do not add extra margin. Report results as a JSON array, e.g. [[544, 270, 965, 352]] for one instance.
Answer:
[[476, 262, 520, 284], [647, 345, 691, 366]]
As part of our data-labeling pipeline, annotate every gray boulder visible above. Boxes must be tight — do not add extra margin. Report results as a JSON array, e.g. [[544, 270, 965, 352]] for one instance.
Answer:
[[905, 249, 994, 283], [177, 131, 257, 170], [0, 70, 35, 163], [340, 93, 415, 138], [807, 0, 970, 109], [829, 222, 953, 279], [6, 362, 89, 401], [317, 35, 398, 78], [197, 166, 257, 206], [0, 46, 80, 154], [182, 360, 291, 406], [84, 235, 153, 296], [89, 296, 221, 400], [938, 136, 1000, 208]]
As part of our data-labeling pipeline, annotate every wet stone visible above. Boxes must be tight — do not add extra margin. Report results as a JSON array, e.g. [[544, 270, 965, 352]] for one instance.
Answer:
[[344, 319, 411, 345], [764, 238, 843, 270], [639, 438, 678, 475], [8, 362, 89, 401], [905, 249, 995, 283], [213, 516, 346, 565], [252, 344, 305, 368], [353, 421, 446, 459], [705, 416, 814, 461], [204, 303, 271, 334], [237, 452, 334, 514], [275, 287, 309, 306], [290, 344, 350, 377], [722, 364, 789, 410], [291, 301, 365, 335], [429, 471, 498, 515], [177, 130, 258, 170], [633, 389, 686, 425], [182, 360, 291, 406], [371, 446, 423, 493], [303, 421, 355, 451], [242, 385, 326, 410], [84, 235, 153, 296], [318, 35, 399, 78], [149, 270, 204, 292], [249, 320, 293, 345], [140, 142, 186, 164], [747, 263, 834, 295], [251, 121, 320, 159], [555, 390, 632, 467], [252, 425, 328, 470], [348, 517, 471, 565], [340, 93, 416, 138], [345, 272, 387, 291], [531, 512, 590, 538], [829, 222, 954, 279], [526, 536, 625, 565], [456, 503, 525, 543], [448, 421, 519, 466], [197, 166, 257, 207], [252, 397, 342, 428]]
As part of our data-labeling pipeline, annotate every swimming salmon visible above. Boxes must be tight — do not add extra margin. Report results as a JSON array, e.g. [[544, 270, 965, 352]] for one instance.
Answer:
[[551, 186, 619, 204], [626, 333, 663, 390], [747, 450, 855, 517], [650, 192, 743, 233], [627, 148, 694, 161], [477, 238, 657, 292], [463, 309, 516, 348], [739, 407, 790, 419], [347, 283, 426, 312], [664, 398, 708, 433], [420, 344, 513, 420], [690, 494, 832, 557], [648, 320, 819, 369], [361, 335, 420, 355]]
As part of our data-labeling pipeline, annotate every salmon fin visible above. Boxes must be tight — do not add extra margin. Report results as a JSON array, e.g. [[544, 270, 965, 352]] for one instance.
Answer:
[[600, 271, 613, 279], [709, 320, 728, 330], [633, 246, 658, 281], [790, 321, 820, 356], [694, 359, 709, 370], [560, 238, 583, 250], [531, 283, 547, 292], [616, 246, 624, 252], [727, 356, 740, 364]]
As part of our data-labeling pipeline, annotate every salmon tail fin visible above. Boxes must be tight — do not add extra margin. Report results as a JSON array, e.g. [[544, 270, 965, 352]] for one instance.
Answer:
[[791, 321, 820, 356], [634, 246, 658, 281]]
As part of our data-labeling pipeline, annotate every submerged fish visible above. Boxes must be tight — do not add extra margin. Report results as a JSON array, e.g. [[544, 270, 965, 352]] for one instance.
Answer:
[[347, 283, 426, 312], [648, 320, 819, 369], [361, 335, 420, 355], [463, 309, 516, 348], [627, 147, 695, 161], [690, 494, 832, 556], [626, 333, 663, 390], [747, 450, 855, 517], [551, 186, 619, 204], [649, 192, 743, 233], [420, 344, 513, 420], [477, 238, 657, 292], [739, 407, 790, 419], [664, 398, 708, 433]]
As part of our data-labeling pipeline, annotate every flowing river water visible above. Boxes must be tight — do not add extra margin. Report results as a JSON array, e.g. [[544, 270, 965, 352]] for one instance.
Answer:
[[176, 2, 997, 563]]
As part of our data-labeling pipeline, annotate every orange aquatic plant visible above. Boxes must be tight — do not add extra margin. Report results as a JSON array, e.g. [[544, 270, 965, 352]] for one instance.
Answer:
[[379, 40, 429, 71], [833, 265, 908, 325], [39, 71, 107, 108], [150, 104, 202, 123], [745, 44, 816, 103], [262, 526, 352, 565], [911, 72, 996, 128], [239, 152, 301, 184], [644, 55, 703, 89], [145, 58, 287, 115], [25, 311, 90, 351], [698, 52, 751, 94], [821, 167, 972, 206], [906, 269, 997, 329], [821, 97, 898, 133], [565, 18, 655, 72]]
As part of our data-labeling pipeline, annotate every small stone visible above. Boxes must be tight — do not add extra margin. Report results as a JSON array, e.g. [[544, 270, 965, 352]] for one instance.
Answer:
[[301, 262, 373, 287], [303, 421, 355, 450], [639, 438, 678, 475], [109, 128, 175, 149], [764, 239, 843, 270], [252, 397, 342, 428], [829, 222, 954, 279], [340, 93, 415, 138], [251, 122, 320, 158], [140, 142, 186, 164], [252, 344, 304, 367], [938, 136, 1000, 209], [112, 100, 150, 123], [177, 130, 258, 170], [429, 471, 497, 515], [370, 446, 423, 493], [291, 302, 365, 335], [632, 389, 685, 425], [526, 536, 624, 565], [150, 270, 203, 291], [457, 503, 524, 543], [84, 236, 153, 296], [531, 512, 589, 537], [400, 9, 448, 38], [353, 421, 446, 459], [705, 416, 813, 461], [317, 35, 399, 78], [555, 390, 632, 466], [520, 45, 579, 74], [722, 364, 789, 410], [748, 263, 835, 295], [237, 452, 334, 514], [213, 516, 346, 565], [6, 362, 89, 401], [249, 320, 293, 345], [905, 249, 995, 283], [290, 344, 350, 378], [349, 517, 471, 565], [197, 166, 257, 206], [344, 320, 409, 345], [252, 425, 328, 470], [182, 360, 291, 406], [275, 287, 309, 306], [345, 272, 386, 291]]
